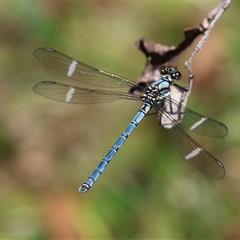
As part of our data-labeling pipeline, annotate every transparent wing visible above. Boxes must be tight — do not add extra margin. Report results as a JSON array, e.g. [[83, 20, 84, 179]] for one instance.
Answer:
[[34, 48, 138, 89], [157, 105, 225, 179], [156, 97, 228, 138], [33, 81, 141, 104]]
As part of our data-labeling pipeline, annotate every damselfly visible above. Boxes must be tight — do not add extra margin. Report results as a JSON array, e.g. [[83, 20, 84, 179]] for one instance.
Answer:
[[33, 47, 227, 193]]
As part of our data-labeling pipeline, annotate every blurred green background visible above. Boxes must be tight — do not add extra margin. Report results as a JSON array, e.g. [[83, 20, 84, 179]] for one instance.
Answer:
[[0, 1, 239, 239]]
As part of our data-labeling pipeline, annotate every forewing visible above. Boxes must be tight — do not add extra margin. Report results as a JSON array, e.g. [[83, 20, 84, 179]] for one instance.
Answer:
[[34, 48, 137, 89], [179, 107, 228, 138], [158, 97, 228, 138]]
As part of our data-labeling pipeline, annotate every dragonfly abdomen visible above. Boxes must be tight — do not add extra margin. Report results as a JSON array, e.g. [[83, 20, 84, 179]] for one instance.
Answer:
[[78, 103, 151, 193]]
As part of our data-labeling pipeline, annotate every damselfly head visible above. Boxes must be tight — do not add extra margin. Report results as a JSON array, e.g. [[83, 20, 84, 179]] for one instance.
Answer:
[[160, 66, 182, 80]]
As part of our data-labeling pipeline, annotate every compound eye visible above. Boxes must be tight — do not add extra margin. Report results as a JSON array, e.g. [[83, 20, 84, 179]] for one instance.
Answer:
[[160, 66, 168, 75], [174, 71, 182, 80]]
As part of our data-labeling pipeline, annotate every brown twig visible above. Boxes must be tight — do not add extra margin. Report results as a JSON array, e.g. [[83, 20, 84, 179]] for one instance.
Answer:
[[130, 0, 231, 105], [185, 0, 231, 90]]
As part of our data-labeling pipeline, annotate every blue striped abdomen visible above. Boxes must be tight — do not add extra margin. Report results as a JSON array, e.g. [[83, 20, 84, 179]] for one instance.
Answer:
[[79, 103, 151, 193]]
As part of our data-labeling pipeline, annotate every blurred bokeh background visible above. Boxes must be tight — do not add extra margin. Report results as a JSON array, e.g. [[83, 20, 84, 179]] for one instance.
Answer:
[[0, 1, 239, 239]]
